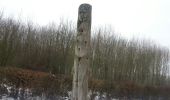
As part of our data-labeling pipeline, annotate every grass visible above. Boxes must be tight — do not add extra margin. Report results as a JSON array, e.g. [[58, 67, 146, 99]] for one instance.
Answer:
[[0, 67, 170, 98]]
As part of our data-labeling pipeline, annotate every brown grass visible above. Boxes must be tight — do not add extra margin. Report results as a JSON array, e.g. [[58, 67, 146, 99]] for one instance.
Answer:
[[0, 67, 170, 97]]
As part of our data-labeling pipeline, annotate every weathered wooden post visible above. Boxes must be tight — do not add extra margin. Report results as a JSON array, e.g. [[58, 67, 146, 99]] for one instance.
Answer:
[[72, 3, 92, 100]]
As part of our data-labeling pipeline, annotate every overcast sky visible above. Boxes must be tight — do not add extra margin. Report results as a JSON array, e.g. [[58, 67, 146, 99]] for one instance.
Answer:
[[0, 0, 170, 49]]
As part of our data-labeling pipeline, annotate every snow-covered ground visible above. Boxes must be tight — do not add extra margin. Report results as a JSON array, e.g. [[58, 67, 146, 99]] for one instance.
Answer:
[[0, 84, 118, 100], [0, 83, 167, 100]]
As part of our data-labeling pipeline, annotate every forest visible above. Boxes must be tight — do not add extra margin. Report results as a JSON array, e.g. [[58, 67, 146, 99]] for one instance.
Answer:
[[0, 13, 170, 99]]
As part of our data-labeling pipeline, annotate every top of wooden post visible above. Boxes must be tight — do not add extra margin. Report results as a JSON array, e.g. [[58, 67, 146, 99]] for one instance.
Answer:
[[78, 3, 92, 23], [79, 3, 92, 12]]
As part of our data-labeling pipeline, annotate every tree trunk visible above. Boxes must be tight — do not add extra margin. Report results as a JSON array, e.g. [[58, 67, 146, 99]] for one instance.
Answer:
[[72, 3, 92, 100]]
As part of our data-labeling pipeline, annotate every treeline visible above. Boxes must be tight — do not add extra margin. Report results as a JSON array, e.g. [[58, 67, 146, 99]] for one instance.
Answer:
[[91, 31, 170, 86], [0, 14, 169, 86]]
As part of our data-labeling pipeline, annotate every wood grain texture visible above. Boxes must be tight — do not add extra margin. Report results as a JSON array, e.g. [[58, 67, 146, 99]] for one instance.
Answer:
[[72, 3, 92, 100]]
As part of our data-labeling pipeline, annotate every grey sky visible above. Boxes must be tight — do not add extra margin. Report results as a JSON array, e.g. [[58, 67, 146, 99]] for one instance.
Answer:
[[0, 0, 170, 49]]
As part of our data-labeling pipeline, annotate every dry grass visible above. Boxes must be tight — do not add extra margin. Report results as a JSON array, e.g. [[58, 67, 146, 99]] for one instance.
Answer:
[[0, 67, 170, 97]]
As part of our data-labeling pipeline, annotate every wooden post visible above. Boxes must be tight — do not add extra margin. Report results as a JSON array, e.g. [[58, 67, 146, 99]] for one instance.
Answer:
[[72, 3, 92, 100]]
